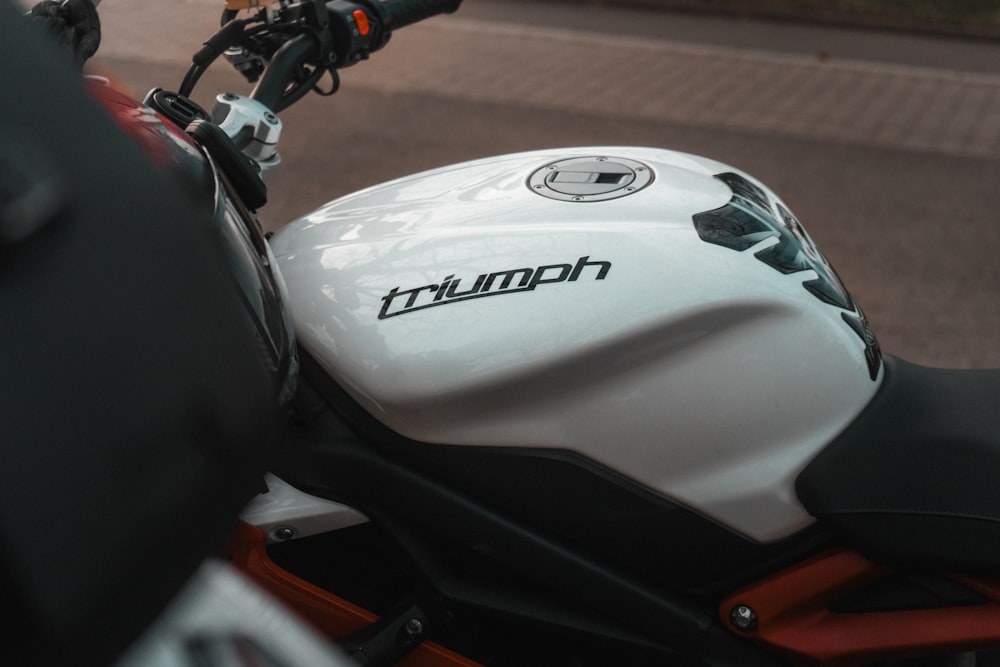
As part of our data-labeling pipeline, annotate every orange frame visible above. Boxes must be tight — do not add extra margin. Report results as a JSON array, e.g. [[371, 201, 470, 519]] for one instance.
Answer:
[[225, 521, 482, 667], [719, 547, 1000, 665]]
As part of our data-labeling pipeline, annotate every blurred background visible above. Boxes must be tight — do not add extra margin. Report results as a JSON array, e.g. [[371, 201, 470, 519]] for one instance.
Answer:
[[93, 0, 1000, 369], [548, 0, 1000, 39]]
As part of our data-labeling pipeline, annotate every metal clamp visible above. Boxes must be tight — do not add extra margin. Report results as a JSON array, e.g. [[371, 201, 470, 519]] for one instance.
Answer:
[[210, 93, 283, 173]]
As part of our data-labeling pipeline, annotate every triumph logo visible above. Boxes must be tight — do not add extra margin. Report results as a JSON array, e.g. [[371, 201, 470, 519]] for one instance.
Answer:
[[378, 256, 611, 320]]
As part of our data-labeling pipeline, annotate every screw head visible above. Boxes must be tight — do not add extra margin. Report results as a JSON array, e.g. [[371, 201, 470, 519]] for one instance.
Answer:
[[730, 604, 758, 631], [402, 618, 424, 640], [273, 526, 296, 541]]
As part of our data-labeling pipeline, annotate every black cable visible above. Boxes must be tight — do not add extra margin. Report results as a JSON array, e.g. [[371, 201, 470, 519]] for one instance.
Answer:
[[179, 17, 251, 96], [272, 61, 326, 112], [248, 33, 318, 110], [312, 67, 340, 97], [178, 64, 206, 98]]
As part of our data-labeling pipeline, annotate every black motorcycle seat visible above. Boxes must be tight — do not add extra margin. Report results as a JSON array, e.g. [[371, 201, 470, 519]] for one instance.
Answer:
[[797, 356, 1000, 575]]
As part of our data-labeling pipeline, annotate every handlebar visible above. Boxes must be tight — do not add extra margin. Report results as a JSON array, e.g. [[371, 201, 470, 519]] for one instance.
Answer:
[[249, 34, 319, 111], [181, 0, 462, 113], [359, 0, 462, 32]]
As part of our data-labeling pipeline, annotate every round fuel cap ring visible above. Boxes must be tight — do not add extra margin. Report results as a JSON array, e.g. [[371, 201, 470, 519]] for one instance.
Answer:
[[528, 156, 654, 202]]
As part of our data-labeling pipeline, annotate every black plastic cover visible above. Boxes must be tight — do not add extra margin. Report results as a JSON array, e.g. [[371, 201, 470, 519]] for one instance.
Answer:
[[797, 355, 1000, 575]]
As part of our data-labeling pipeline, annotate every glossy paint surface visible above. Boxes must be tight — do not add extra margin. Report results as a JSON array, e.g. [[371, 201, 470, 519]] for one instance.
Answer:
[[271, 147, 882, 541]]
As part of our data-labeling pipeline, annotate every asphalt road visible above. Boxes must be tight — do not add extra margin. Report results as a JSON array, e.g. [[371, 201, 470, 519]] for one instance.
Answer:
[[95, 0, 1000, 369]]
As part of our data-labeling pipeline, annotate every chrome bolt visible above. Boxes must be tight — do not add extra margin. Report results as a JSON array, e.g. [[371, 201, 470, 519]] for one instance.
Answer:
[[729, 604, 758, 631], [402, 618, 424, 640], [273, 526, 296, 541]]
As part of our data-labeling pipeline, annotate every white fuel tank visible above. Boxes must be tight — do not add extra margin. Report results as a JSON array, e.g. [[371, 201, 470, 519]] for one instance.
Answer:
[[270, 147, 882, 542]]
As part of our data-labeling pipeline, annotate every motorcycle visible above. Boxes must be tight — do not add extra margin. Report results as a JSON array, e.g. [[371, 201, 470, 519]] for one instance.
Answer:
[[5, 0, 1000, 665]]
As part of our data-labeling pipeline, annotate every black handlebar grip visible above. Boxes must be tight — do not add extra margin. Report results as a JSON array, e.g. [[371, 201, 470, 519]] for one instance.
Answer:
[[360, 0, 462, 32]]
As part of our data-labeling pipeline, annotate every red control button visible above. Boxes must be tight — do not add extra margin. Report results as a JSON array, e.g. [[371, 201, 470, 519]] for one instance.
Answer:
[[353, 9, 370, 36]]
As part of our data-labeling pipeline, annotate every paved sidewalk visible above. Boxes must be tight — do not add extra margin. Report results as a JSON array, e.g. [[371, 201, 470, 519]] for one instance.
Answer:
[[97, 0, 1000, 160], [350, 18, 1000, 159], [540, 0, 1000, 40]]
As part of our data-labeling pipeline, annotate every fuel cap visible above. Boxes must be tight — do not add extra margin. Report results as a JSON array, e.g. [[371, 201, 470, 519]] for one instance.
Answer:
[[528, 156, 653, 202]]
